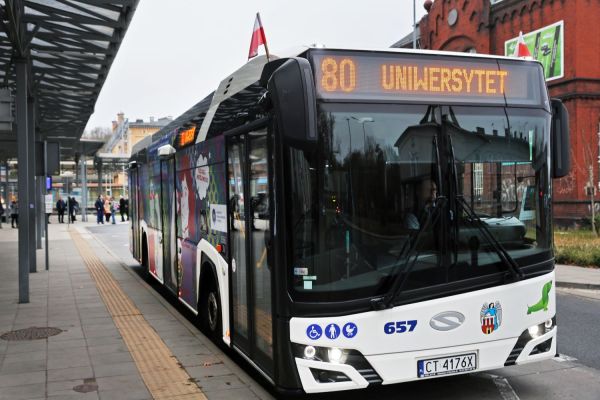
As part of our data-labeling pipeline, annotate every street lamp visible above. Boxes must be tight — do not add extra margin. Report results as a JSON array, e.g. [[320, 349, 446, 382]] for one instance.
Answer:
[[351, 116, 375, 151]]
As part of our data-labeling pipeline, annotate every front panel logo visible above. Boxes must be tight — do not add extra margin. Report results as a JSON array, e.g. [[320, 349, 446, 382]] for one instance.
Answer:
[[430, 311, 465, 331], [480, 301, 502, 334], [324, 323, 341, 339], [527, 281, 552, 314], [306, 324, 322, 340]]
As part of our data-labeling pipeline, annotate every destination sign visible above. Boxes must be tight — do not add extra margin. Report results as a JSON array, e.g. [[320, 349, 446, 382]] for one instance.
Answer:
[[178, 126, 196, 148], [312, 52, 546, 106]]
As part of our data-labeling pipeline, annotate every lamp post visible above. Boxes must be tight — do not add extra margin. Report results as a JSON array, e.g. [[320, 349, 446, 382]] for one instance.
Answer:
[[351, 116, 374, 152]]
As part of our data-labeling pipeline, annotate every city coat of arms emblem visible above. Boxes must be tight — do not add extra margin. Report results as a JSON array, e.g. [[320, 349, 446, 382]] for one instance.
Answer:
[[480, 301, 502, 334]]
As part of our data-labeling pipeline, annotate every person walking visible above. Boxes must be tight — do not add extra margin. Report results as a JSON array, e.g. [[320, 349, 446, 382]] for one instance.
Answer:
[[10, 200, 18, 228], [95, 195, 104, 225], [119, 195, 126, 222], [56, 197, 66, 223]]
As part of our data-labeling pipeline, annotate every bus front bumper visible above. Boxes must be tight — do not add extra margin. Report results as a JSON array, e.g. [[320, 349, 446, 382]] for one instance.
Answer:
[[294, 326, 556, 393]]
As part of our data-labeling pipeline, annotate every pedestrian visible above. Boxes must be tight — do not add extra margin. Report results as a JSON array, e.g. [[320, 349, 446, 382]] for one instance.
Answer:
[[10, 200, 18, 228], [104, 197, 111, 223], [124, 197, 129, 221], [0, 199, 4, 229], [110, 197, 116, 224], [67, 197, 75, 223], [95, 195, 104, 225], [119, 195, 126, 222], [72, 198, 79, 222], [56, 197, 66, 223]]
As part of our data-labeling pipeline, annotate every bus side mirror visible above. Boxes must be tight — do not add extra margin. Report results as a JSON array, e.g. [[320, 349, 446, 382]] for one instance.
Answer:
[[158, 144, 176, 160], [551, 99, 570, 178], [267, 58, 318, 146]]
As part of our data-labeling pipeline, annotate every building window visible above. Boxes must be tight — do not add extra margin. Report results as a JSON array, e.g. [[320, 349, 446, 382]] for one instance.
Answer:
[[474, 163, 484, 196]]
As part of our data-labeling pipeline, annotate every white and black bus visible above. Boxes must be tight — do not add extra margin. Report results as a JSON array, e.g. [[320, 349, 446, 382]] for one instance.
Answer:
[[128, 46, 569, 394]]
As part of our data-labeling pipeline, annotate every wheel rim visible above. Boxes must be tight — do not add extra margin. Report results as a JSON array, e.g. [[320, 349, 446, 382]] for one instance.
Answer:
[[207, 292, 218, 332]]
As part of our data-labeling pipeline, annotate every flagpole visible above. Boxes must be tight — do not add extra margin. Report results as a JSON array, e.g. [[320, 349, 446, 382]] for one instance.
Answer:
[[256, 12, 270, 62]]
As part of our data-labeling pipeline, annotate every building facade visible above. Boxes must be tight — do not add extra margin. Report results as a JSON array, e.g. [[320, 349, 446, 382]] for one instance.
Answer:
[[101, 113, 172, 197], [400, 0, 600, 222]]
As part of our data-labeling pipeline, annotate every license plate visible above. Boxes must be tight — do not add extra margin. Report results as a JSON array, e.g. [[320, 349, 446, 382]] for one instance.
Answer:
[[417, 352, 477, 378]]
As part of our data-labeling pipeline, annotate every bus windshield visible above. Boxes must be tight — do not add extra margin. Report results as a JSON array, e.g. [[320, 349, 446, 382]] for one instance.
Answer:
[[286, 103, 552, 302]]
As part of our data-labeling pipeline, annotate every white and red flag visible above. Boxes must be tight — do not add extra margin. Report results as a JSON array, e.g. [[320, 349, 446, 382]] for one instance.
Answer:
[[248, 12, 269, 61], [514, 31, 532, 58]]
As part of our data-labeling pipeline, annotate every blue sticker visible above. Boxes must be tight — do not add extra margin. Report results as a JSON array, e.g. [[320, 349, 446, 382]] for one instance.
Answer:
[[324, 323, 341, 339], [342, 322, 358, 338], [306, 324, 322, 340]]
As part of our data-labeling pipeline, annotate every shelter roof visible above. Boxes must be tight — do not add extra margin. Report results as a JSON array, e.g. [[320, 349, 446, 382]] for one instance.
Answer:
[[0, 0, 139, 160]]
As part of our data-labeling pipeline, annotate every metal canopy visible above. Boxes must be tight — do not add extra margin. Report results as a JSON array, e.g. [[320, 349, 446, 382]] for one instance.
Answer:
[[0, 0, 139, 159]]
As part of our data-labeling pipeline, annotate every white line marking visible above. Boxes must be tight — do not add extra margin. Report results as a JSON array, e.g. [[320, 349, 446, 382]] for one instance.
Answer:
[[485, 374, 520, 400]]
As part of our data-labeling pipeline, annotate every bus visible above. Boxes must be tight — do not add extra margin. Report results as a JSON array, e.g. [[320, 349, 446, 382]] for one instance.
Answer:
[[128, 47, 570, 394]]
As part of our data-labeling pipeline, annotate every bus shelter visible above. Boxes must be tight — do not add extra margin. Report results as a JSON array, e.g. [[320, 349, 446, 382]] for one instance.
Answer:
[[0, 0, 139, 303]]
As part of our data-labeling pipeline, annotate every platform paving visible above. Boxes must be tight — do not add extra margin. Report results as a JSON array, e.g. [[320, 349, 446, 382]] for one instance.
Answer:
[[0, 220, 272, 400]]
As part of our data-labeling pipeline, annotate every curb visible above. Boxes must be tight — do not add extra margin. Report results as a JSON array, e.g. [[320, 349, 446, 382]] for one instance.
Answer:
[[556, 281, 600, 291]]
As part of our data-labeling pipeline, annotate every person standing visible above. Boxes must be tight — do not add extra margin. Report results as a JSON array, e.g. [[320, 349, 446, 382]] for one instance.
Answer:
[[10, 200, 18, 228], [95, 195, 104, 225], [124, 197, 129, 221], [56, 197, 66, 223], [104, 197, 111, 223], [119, 195, 126, 222], [0, 199, 4, 229], [110, 197, 116, 224], [67, 197, 75, 223]]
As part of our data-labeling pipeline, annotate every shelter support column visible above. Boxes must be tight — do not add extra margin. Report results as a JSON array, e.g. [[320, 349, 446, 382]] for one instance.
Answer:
[[16, 59, 30, 303], [81, 155, 88, 222], [28, 96, 37, 270], [97, 160, 103, 196]]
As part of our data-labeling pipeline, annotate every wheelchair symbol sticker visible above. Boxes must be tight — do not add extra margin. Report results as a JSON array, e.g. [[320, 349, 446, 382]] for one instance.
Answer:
[[306, 324, 322, 340], [325, 323, 341, 339]]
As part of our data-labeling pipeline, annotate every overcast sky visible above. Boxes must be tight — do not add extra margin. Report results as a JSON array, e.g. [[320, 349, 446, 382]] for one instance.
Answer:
[[85, 1, 427, 130]]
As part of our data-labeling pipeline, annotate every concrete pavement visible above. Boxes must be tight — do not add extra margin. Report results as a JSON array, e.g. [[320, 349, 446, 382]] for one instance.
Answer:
[[555, 264, 600, 290], [2, 215, 600, 400], [0, 218, 272, 400]]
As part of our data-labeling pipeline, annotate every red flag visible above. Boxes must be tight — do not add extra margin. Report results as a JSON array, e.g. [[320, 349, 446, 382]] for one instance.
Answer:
[[514, 31, 532, 58], [248, 13, 269, 60]]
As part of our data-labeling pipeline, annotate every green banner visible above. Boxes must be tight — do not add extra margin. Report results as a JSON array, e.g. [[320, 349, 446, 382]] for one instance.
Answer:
[[505, 20, 564, 81]]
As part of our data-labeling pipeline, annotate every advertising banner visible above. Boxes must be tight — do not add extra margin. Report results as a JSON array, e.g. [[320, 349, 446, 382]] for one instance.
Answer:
[[505, 20, 564, 81]]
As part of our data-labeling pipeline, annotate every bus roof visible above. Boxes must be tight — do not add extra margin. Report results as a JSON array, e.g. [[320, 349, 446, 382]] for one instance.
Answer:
[[130, 46, 542, 158]]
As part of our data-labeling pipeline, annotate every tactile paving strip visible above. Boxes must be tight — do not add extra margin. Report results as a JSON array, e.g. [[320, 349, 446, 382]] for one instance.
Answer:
[[71, 231, 206, 399]]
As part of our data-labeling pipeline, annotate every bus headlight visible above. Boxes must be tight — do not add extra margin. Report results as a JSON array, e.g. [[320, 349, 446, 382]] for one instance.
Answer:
[[528, 325, 541, 338], [327, 347, 347, 364], [304, 345, 316, 359]]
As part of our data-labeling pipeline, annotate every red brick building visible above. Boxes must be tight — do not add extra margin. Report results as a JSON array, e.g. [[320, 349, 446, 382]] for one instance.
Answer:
[[398, 0, 600, 222]]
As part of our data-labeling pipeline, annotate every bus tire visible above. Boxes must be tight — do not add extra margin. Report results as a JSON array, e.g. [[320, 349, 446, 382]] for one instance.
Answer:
[[199, 268, 222, 341], [141, 233, 149, 279]]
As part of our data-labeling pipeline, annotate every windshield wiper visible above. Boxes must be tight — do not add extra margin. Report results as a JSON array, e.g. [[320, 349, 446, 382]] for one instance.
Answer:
[[455, 196, 524, 281], [371, 196, 447, 310], [446, 133, 524, 282]]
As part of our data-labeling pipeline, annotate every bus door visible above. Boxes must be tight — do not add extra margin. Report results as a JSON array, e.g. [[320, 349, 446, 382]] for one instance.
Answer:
[[130, 168, 140, 259], [227, 128, 274, 377], [161, 158, 178, 293]]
